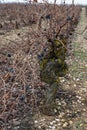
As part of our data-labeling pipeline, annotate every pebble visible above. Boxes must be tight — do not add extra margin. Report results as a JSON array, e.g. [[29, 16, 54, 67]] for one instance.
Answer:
[[83, 108, 86, 111], [82, 103, 84, 105], [69, 120, 73, 125], [66, 110, 70, 113], [85, 64, 87, 67], [58, 102, 62, 105], [14, 126, 20, 130], [50, 122, 54, 125], [61, 119, 65, 122], [55, 118, 60, 122], [34, 120, 38, 123], [62, 122, 68, 128], [74, 84, 77, 87], [59, 112, 65, 118], [77, 100, 81, 103], [49, 125, 52, 128], [76, 78, 80, 81], [58, 123, 61, 126], [54, 109, 57, 113], [79, 96, 82, 99], [61, 79, 65, 83], [52, 120, 56, 124], [73, 78, 76, 81], [38, 126, 41, 129], [80, 123, 83, 127], [51, 126, 56, 130]]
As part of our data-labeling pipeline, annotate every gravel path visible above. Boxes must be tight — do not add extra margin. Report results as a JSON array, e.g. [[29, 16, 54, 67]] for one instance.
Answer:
[[70, 7, 87, 94], [68, 7, 87, 130], [75, 8, 87, 51]]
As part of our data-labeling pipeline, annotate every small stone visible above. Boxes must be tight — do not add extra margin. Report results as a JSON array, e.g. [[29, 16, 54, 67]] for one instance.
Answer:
[[82, 103, 84, 106], [55, 118, 60, 122], [77, 100, 81, 103], [51, 126, 56, 129], [73, 78, 76, 81], [50, 122, 53, 125], [38, 126, 41, 129], [62, 122, 68, 128], [66, 110, 70, 113], [59, 112, 65, 118], [54, 109, 57, 113], [58, 123, 61, 126], [74, 84, 76, 87], [14, 126, 20, 129], [61, 119, 65, 122], [58, 102, 61, 105], [62, 79, 65, 83], [69, 120, 73, 125], [34, 120, 38, 123], [76, 95, 79, 98], [83, 108, 86, 111], [54, 124, 57, 127], [80, 124, 83, 127], [78, 96, 82, 99], [52, 120, 56, 124], [76, 78, 80, 81], [49, 125, 52, 128], [85, 64, 87, 67]]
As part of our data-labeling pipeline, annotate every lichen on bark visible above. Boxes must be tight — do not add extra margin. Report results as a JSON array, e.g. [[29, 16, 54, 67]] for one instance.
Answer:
[[38, 39, 68, 115]]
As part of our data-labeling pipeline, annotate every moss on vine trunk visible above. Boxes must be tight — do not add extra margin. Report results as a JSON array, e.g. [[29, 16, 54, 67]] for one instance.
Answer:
[[39, 39, 68, 115]]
